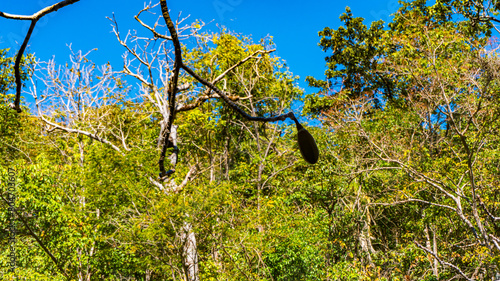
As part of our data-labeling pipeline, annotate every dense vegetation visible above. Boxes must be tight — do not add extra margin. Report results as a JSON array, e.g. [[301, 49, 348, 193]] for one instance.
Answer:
[[1, 0, 500, 280]]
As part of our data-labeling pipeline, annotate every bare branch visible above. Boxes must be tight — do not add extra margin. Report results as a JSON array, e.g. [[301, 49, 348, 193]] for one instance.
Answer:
[[37, 111, 124, 155], [371, 198, 457, 212], [29, 53, 129, 155], [175, 91, 242, 112], [211, 49, 276, 85], [415, 241, 474, 281], [182, 63, 296, 123], [175, 49, 273, 112], [0, 0, 80, 20], [134, 3, 172, 40], [1, 0, 81, 113], [477, 194, 500, 222]]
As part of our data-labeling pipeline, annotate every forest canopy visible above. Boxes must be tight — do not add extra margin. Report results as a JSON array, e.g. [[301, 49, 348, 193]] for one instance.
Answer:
[[1, 0, 500, 280]]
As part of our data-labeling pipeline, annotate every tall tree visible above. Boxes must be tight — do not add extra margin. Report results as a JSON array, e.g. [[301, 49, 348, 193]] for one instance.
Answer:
[[1, 2, 318, 280], [306, 0, 500, 279]]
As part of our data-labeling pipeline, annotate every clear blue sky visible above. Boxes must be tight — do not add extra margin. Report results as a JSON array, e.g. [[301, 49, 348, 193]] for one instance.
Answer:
[[0, 0, 399, 106]]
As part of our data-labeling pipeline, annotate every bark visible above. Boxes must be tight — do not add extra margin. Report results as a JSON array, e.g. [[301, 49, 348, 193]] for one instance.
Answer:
[[425, 224, 439, 277], [182, 221, 199, 281], [359, 212, 375, 264]]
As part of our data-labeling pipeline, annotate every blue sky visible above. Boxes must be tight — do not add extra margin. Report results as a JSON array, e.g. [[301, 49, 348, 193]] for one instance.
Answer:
[[0, 0, 399, 108]]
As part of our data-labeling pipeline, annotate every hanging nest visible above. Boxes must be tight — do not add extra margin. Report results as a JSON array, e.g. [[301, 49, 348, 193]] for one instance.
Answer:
[[294, 120, 319, 164]]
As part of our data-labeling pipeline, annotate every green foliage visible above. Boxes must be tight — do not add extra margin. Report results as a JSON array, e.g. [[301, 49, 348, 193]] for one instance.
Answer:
[[305, 8, 386, 100], [304, 0, 500, 279], [0, 49, 34, 165], [3, 0, 500, 280]]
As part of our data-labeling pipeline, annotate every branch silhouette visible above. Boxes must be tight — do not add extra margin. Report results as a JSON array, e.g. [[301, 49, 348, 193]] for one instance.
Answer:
[[0, 0, 80, 113], [158, 0, 318, 180]]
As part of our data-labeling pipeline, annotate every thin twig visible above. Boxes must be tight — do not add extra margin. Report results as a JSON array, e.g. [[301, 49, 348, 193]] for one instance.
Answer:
[[371, 198, 457, 212]]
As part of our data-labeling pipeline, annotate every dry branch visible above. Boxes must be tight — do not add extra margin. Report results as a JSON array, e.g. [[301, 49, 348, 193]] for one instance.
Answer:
[[1, 0, 80, 113], [29, 50, 131, 156], [415, 241, 473, 281], [157, 0, 304, 179]]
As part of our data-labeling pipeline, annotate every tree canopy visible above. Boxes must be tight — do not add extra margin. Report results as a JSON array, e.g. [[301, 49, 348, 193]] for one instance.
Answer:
[[1, 0, 500, 280]]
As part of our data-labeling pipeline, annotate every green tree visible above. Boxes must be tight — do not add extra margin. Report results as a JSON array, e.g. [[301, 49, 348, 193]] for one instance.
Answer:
[[0, 49, 34, 165], [306, 0, 500, 279], [1, 4, 319, 281]]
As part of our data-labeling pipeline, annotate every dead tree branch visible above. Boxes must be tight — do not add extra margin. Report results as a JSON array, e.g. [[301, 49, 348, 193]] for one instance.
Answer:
[[415, 241, 473, 281], [157, 0, 303, 179], [29, 49, 131, 155], [1, 0, 80, 113]]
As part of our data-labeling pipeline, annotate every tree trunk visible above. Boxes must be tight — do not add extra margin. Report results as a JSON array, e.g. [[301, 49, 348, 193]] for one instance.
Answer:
[[182, 221, 199, 281], [359, 210, 375, 264]]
